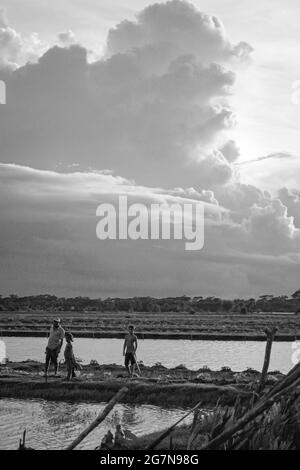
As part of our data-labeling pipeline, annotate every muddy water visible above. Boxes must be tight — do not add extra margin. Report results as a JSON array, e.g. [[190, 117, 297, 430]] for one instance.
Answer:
[[1, 336, 295, 372], [0, 398, 194, 450]]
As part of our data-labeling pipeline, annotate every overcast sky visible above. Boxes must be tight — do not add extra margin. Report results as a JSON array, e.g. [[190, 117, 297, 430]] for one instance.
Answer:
[[0, 0, 299, 298]]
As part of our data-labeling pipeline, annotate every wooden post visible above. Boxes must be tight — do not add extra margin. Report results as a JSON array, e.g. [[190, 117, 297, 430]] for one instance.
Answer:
[[65, 386, 128, 450], [18, 430, 26, 450], [257, 327, 277, 395]]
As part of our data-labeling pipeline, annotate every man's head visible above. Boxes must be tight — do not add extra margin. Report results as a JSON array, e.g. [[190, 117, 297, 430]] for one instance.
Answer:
[[53, 318, 61, 329], [128, 325, 134, 334]]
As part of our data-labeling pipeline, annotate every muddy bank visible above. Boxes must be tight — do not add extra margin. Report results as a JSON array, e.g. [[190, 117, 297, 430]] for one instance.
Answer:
[[0, 361, 284, 408]]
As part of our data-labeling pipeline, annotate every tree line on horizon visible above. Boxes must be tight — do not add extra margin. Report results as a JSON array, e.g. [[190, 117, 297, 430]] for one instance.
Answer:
[[0, 290, 300, 313]]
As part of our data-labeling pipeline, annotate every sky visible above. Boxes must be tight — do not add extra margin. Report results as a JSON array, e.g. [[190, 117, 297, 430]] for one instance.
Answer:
[[0, 0, 299, 298]]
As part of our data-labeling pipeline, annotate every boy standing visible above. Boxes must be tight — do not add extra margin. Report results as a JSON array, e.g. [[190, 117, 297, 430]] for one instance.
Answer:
[[123, 325, 138, 378]]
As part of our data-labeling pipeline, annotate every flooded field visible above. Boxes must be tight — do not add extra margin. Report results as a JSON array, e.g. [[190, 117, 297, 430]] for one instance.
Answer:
[[1, 336, 295, 372], [0, 398, 194, 450]]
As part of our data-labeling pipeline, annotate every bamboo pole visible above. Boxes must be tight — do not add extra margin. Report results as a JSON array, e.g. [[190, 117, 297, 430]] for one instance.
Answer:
[[201, 378, 300, 450], [134, 353, 142, 377], [263, 361, 300, 401], [146, 400, 203, 450], [65, 386, 128, 450], [200, 358, 300, 451], [256, 327, 277, 395]]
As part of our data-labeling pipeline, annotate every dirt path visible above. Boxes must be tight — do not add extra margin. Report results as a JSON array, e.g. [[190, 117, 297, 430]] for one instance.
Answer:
[[0, 361, 283, 407]]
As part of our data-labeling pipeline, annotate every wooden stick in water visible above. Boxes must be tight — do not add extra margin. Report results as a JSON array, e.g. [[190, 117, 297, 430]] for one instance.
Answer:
[[65, 386, 128, 450], [257, 327, 277, 395], [201, 380, 300, 450], [146, 400, 203, 450], [134, 353, 142, 376]]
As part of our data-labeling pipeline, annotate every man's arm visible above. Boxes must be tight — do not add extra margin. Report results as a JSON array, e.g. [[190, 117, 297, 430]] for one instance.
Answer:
[[123, 338, 127, 356], [57, 328, 64, 352], [134, 336, 138, 353]]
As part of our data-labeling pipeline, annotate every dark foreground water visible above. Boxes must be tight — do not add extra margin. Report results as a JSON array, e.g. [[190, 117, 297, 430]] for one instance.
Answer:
[[1, 336, 296, 372], [0, 398, 194, 450]]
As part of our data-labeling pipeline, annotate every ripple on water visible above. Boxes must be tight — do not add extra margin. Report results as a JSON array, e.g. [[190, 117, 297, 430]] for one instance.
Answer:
[[0, 398, 194, 450]]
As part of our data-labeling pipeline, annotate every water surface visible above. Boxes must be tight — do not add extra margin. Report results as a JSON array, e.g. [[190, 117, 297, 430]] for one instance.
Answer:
[[2, 336, 294, 372], [0, 398, 194, 450]]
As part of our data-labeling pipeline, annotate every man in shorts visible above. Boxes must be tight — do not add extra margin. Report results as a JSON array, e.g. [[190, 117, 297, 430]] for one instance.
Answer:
[[44, 318, 65, 377], [123, 325, 138, 378]]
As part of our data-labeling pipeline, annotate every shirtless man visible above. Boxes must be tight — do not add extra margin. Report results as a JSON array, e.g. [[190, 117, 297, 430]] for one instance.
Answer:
[[123, 325, 138, 378]]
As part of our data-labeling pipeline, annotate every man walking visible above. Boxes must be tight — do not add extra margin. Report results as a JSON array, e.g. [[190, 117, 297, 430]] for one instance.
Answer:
[[45, 318, 65, 377], [123, 325, 138, 378]]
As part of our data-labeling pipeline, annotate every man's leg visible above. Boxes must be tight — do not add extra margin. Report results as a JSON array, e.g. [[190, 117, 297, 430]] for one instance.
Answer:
[[125, 354, 130, 376], [66, 362, 72, 380], [45, 348, 51, 375], [52, 351, 59, 375]]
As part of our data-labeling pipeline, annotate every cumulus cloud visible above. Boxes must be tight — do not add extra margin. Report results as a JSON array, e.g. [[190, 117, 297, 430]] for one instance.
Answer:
[[58, 30, 77, 47], [0, 9, 48, 70], [0, 163, 300, 298], [106, 0, 253, 65], [0, 163, 222, 295], [241, 198, 300, 254], [1, 1, 299, 298], [214, 183, 266, 218], [278, 187, 300, 227], [219, 140, 240, 163], [0, 9, 23, 70], [0, 0, 252, 188], [166, 187, 219, 205]]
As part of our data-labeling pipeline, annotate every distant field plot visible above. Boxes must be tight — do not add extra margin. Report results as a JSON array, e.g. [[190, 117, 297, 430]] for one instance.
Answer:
[[0, 311, 299, 340]]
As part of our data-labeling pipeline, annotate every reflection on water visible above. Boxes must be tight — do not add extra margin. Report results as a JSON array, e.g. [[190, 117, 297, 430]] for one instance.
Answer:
[[0, 398, 193, 450], [2, 336, 293, 372]]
